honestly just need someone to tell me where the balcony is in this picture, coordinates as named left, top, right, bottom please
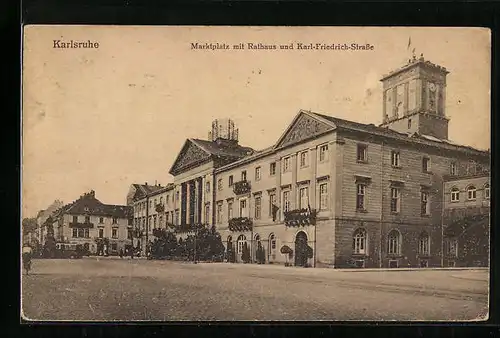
left=233, top=180, right=251, bottom=195
left=284, top=208, right=317, bottom=227
left=167, top=223, right=205, bottom=234
left=228, top=217, right=253, bottom=232
left=69, top=221, right=94, bottom=229
left=155, top=203, right=165, bottom=213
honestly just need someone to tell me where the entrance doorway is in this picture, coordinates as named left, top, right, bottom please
left=294, top=231, right=309, bottom=267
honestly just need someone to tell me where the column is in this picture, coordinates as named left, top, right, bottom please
left=275, top=157, right=282, bottom=222
left=194, top=179, right=199, bottom=224
left=291, top=153, right=298, bottom=210
left=201, top=176, right=206, bottom=224
left=309, top=147, right=317, bottom=210
left=181, top=182, right=187, bottom=225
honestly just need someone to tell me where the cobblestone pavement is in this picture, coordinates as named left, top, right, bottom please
left=21, top=258, right=489, bottom=321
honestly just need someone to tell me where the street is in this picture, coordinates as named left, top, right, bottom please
left=21, top=258, right=489, bottom=321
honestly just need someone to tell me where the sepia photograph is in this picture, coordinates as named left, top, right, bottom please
left=21, top=26, right=491, bottom=321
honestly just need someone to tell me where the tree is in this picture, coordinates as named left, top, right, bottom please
left=42, top=222, right=56, bottom=258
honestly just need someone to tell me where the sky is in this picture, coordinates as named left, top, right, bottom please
left=22, top=26, right=491, bottom=218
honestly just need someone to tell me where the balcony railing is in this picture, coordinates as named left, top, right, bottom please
left=228, top=217, right=253, bottom=232
left=233, top=180, right=251, bottom=195
left=69, top=221, right=94, bottom=229
left=283, top=208, right=317, bottom=227
left=155, top=204, right=165, bottom=213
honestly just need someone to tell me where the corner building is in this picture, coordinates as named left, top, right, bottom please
left=168, top=56, right=490, bottom=268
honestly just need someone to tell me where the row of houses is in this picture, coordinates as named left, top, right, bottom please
left=125, top=55, right=491, bottom=268
left=32, top=54, right=490, bottom=267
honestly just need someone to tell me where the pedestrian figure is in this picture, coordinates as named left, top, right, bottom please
left=119, top=249, right=123, bottom=259
left=130, top=248, right=134, bottom=259
left=22, top=245, right=33, bottom=275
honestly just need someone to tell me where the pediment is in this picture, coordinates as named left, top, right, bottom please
left=169, top=140, right=212, bottom=175
left=275, top=111, right=334, bottom=149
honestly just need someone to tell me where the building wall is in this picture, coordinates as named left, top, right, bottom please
left=444, top=176, right=490, bottom=210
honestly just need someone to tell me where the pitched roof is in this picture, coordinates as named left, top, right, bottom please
left=191, top=138, right=254, bottom=159
left=309, top=111, right=489, bottom=156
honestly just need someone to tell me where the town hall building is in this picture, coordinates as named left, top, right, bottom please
left=132, top=54, right=491, bottom=268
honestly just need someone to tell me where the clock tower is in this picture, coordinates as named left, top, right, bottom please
left=379, top=54, right=450, bottom=139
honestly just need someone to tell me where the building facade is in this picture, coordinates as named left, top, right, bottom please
left=442, top=171, right=490, bottom=267
left=152, top=55, right=490, bottom=268
left=44, top=191, right=133, bottom=255
left=127, top=183, right=176, bottom=254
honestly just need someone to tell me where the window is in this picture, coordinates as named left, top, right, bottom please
left=149, top=201, right=152, bottom=208
left=418, top=232, right=430, bottom=255
left=229, top=175, right=234, bottom=186
left=422, top=157, right=430, bottom=172
left=388, top=230, right=401, bottom=255
left=166, top=212, right=170, bottom=223
left=112, top=229, right=118, bottom=239
left=166, top=195, right=170, bottom=205
left=216, top=203, right=223, bottom=224
left=390, top=187, right=401, bottom=213
left=300, top=151, right=308, bottom=168
left=466, top=161, right=477, bottom=175
left=269, top=233, right=276, bottom=250
left=85, top=216, right=90, bottom=223
left=175, top=191, right=179, bottom=201
left=153, top=216, right=157, bottom=228
left=319, top=144, right=329, bottom=162
left=128, top=218, right=133, bottom=226
left=77, top=228, right=84, bottom=238
left=421, top=191, right=430, bottom=215
left=270, top=162, right=276, bottom=176
left=451, top=187, right=460, bottom=202
left=112, top=217, right=118, bottom=224
left=353, top=229, right=367, bottom=255
left=206, top=182, right=211, bottom=193
left=237, top=235, right=247, bottom=254
left=241, top=171, right=247, bottom=181
left=467, top=185, right=477, bottom=200
left=283, top=191, right=290, bottom=213
left=319, top=183, right=328, bottom=210
left=99, top=228, right=104, bottom=238
left=72, top=216, right=78, bottom=223
left=283, top=157, right=290, bottom=172
left=72, top=228, right=77, bottom=238
left=391, top=151, right=400, bottom=167
left=255, top=167, right=261, bottom=181
left=99, top=217, right=104, bottom=224
left=255, top=196, right=262, bottom=219
left=204, top=205, right=210, bottom=224
left=228, top=201, right=233, bottom=220
left=408, top=119, right=412, bottom=129
left=84, top=229, right=89, bottom=238
left=239, top=199, right=248, bottom=218
left=269, top=193, right=277, bottom=217
left=445, top=238, right=458, bottom=257
left=111, top=243, right=117, bottom=251
left=159, top=216, right=163, bottom=227
left=356, top=184, right=366, bottom=210
left=484, top=183, right=490, bottom=199
left=357, top=144, right=367, bottom=162
left=128, top=230, right=133, bottom=240
left=217, top=178, right=223, bottom=191
left=299, top=187, right=309, bottom=209
left=160, top=197, right=163, bottom=205
left=450, top=162, right=457, bottom=176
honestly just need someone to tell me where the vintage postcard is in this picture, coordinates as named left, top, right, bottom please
left=21, top=26, right=491, bottom=321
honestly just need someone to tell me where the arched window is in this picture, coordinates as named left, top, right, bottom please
left=467, top=185, right=477, bottom=200
left=418, top=232, right=430, bottom=255
left=237, top=235, right=247, bottom=255
left=268, top=233, right=276, bottom=259
left=388, top=230, right=401, bottom=255
left=484, top=183, right=490, bottom=199
left=451, top=187, right=460, bottom=202
left=352, top=228, right=367, bottom=254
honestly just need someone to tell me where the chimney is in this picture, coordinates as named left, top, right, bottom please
left=145, top=182, right=148, bottom=186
